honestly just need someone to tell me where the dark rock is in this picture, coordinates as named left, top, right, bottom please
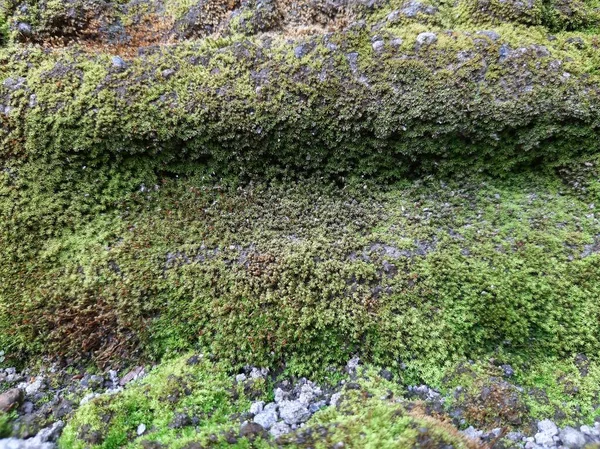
left=0, top=388, right=23, bottom=412
left=379, top=369, right=393, bottom=381
left=169, top=413, right=192, bottom=429
left=186, top=355, right=200, bottom=366
left=239, top=421, right=265, bottom=439
left=501, top=364, right=514, bottom=377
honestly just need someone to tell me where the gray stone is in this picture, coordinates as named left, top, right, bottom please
left=269, top=421, right=291, bottom=438
left=538, top=419, right=559, bottom=436
left=372, top=40, right=385, bottom=52
left=17, top=23, right=32, bottom=36
left=235, top=373, right=247, bottom=383
left=111, top=56, right=126, bottom=70
left=534, top=431, right=555, bottom=446
left=476, top=30, right=500, bottom=41
left=416, top=32, right=437, bottom=47
left=25, top=378, right=45, bottom=396
left=346, top=356, right=360, bottom=372
left=35, top=421, right=64, bottom=443
left=253, top=408, right=278, bottom=430
left=274, top=388, right=288, bottom=403
left=401, top=1, right=437, bottom=17
left=501, top=364, right=514, bottom=377
left=249, top=367, right=268, bottom=379
left=137, top=423, right=146, bottom=436
left=250, top=401, right=265, bottom=415
left=462, top=426, right=483, bottom=440
left=279, top=400, right=311, bottom=425
left=330, top=392, right=342, bottom=406
left=391, top=38, right=403, bottom=47
left=161, top=69, right=175, bottom=79
left=294, top=44, right=309, bottom=59
left=559, top=427, right=586, bottom=448
left=309, top=400, right=326, bottom=413
left=580, top=425, right=598, bottom=436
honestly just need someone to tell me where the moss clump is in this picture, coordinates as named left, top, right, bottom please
left=58, top=354, right=265, bottom=449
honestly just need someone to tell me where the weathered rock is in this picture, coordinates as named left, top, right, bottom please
left=0, top=388, right=23, bottom=412
left=279, top=400, right=311, bottom=425
left=269, top=421, right=291, bottom=438
left=249, top=401, right=264, bottom=415
left=415, top=32, right=437, bottom=47
left=559, top=427, right=586, bottom=448
left=239, top=421, right=264, bottom=439
left=253, top=407, right=278, bottom=430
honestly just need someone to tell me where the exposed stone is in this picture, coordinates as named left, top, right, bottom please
left=250, top=401, right=265, bottom=415
left=137, top=423, right=146, bottom=436
left=415, top=32, right=437, bottom=47
left=253, top=407, right=278, bottom=430
left=559, top=427, right=586, bottom=448
left=25, top=377, right=45, bottom=396
left=279, top=400, right=311, bottom=425
left=372, top=40, right=385, bottom=52
left=462, top=426, right=483, bottom=440
left=239, top=421, right=264, bottom=439
left=0, top=388, right=23, bottom=412
left=269, top=421, right=291, bottom=438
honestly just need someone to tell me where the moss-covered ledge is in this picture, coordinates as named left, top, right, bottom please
left=1, top=21, right=599, bottom=181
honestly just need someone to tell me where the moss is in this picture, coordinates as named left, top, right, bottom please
left=60, top=357, right=475, bottom=448
left=59, top=354, right=264, bottom=449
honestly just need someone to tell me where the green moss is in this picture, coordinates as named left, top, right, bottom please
left=60, top=357, right=473, bottom=448
left=59, top=354, right=264, bottom=449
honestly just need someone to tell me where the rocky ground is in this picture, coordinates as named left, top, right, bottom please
left=1, top=356, right=600, bottom=448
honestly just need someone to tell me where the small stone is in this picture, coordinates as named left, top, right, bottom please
left=17, top=22, right=32, bottom=35
left=279, top=400, right=311, bottom=425
left=0, top=388, right=22, bottom=412
left=250, top=401, right=265, bottom=415
left=330, top=392, right=342, bottom=406
left=111, top=56, right=126, bottom=70
left=79, top=393, right=99, bottom=405
left=269, top=421, right=291, bottom=438
left=253, top=408, right=278, bottom=430
left=308, top=400, right=326, bottom=414
left=346, top=356, right=360, bottom=372
left=137, top=423, right=146, bottom=436
left=416, top=32, right=437, bottom=47
left=25, top=377, right=44, bottom=396
left=235, top=374, right=247, bottom=383
left=559, top=427, right=586, bottom=448
left=294, top=44, right=309, bottom=59
left=274, top=388, right=288, bottom=403
left=239, top=421, right=264, bottom=439
left=372, top=40, right=385, bottom=52
left=501, top=364, right=514, bottom=377
left=462, top=426, right=483, bottom=440
left=476, top=30, right=500, bottom=41
left=249, top=367, right=268, bottom=379
left=379, top=369, right=393, bottom=381
left=169, top=413, right=191, bottom=429
left=538, top=419, right=559, bottom=436
left=534, top=431, right=555, bottom=446
left=161, top=69, right=175, bottom=79
left=391, top=38, right=403, bottom=47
